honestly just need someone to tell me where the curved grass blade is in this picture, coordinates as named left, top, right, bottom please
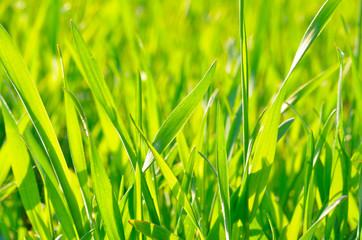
left=0, top=114, right=29, bottom=188
left=235, top=0, right=342, bottom=223
left=198, top=151, right=217, bottom=176
left=226, top=103, right=242, bottom=162
left=19, top=133, right=78, bottom=240
left=216, top=103, right=231, bottom=240
left=63, top=88, right=125, bottom=240
left=266, top=214, right=275, bottom=240
left=58, top=45, right=92, bottom=226
left=246, top=108, right=267, bottom=162
left=0, top=182, right=16, bottom=201
left=239, top=0, right=249, bottom=167
left=70, top=20, right=136, bottom=164
left=238, top=0, right=250, bottom=233
left=70, top=22, right=160, bottom=225
left=0, top=24, right=85, bottom=236
left=143, top=60, right=217, bottom=172
left=277, top=118, right=294, bottom=142
left=0, top=146, right=11, bottom=188
left=130, top=115, right=205, bottom=239
left=358, top=169, right=362, bottom=239
left=80, top=229, right=95, bottom=240
left=299, top=196, right=347, bottom=240
left=134, top=69, right=143, bottom=240
left=313, top=109, right=336, bottom=166
left=288, top=0, right=342, bottom=78
left=0, top=97, right=51, bottom=239
left=88, top=137, right=125, bottom=240
left=340, top=16, right=362, bottom=137
left=175, top=146, right=197, bottom=232
left=283, top=102, right=315, bottom=233
left=282, top=62, right=342, bottom=113
left=284, top=190, right=304, bottom=240
left=326, top=48, right=348, bottom=238
left=129, top=220, right=181, bottom=240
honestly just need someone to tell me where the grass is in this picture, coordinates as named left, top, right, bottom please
left=0, top=0, right=361, bottom=239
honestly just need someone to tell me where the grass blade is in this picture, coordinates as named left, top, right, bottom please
left=326, top=48, right=348, bottom=238
left=70, top=20, right=136, bottom=164
left=143, top=60, right=217, bottom=171
left=130, top=115, right=205, bottom=239
left=88, top=137, right=125, bottom=240
left=0, top=182, right=17, bottom=201
left=284, top=190, right=304, bottom=240
left=63, top=88, right=125, bottom=240
left=58, top=45, right=92, bottom=226
left=0, top=114, right=29, bottom=188
left=134, top=69, right=143, bottom=239
left=299, top=196, right=347, bottom=240
left=277, top=118, right=294, bottom=142
left=235, top=0, right=342, bottom=223
left=216, top=103, right=231, bottom=240
left=226, top=103, right=242, bottom=162
left=0, top=97, right=51, bottom=239
left=288, top=0, right=342, bottom=78
left=357, top=169, right=362, bottom=239
left=175, top=146, right=198, bottom=233
left=313, top=109, right=336, bottom=166
left=70, top=20, right=160, bottom=225
left=282, top=62, right=342, bottom=113
left=0, top=24, right=85, bottom=236
left=129, top=220, right=181, bottom=240
left=20, top=133, right=79, bottom=239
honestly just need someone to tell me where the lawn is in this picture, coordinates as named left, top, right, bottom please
left=0, top=0, right=361, bottom=239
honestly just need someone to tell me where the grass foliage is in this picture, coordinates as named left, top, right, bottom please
left=0, top=0, right=361, bottom=239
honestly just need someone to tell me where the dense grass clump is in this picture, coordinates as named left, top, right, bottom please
left=0, top=0, right=361, bottom=239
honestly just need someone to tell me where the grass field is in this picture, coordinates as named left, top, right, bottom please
left=0, top=0, right=361, bottom=239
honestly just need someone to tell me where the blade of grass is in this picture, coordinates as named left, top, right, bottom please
left=134, top=69, right=143, bottom=240
left=239, top=0, right=250, bottom=235
left=357, top=169, right=362, bottom=239
left=245, top=108, right=267, bottom=163
left=239, top=0, right=249, bottom=165
left=226, top=103, right=242, bottom=163
left=340, top=16, right=362, bottom=138
left=130, top=115, right=205, bottom=239
left=326, top=48, right=348, bottom=238
left=70, top=21, right=161, bottom=225
left=58, top=45, right=92, bottom=227
left=277, top=118, right=294, bottom=142
left=313, top=110, right=336, bottom=166
left=0, top=24, right=85, bottom=236
left=234, top=0, right=342, bottom=224
left=0, top=97, right=51, bottom=239
left=70, top=20, right=136, bottom=165
left=284, top=190, right=304, bottom=240
left=63, top=88, right=125, bottom=240
left=19, top=133, right=79, bottom=239
left=216, top=103, right=231, bottom=240
left=129, top=220, right=181, bottom=240
left=0, top=182, right=17, bottom=201
left=283, top=102, right=315, bottom=233
left=299, top=196, right=347, bottom=240
left=175, top=146, right=197, bottom=233
left=0, top=114, right=29, bottom=187
left=143, top=60, right=217, bottom=171
left=282, top=61, right=344, bottom=113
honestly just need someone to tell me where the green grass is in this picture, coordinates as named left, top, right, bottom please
left=0, top=0, right=361, bottom=239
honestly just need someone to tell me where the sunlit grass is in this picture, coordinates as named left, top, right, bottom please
left=0, top=0, right=361, bottom=239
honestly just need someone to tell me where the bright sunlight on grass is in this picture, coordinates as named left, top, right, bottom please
left=0, top=0, right=361, bottom=239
